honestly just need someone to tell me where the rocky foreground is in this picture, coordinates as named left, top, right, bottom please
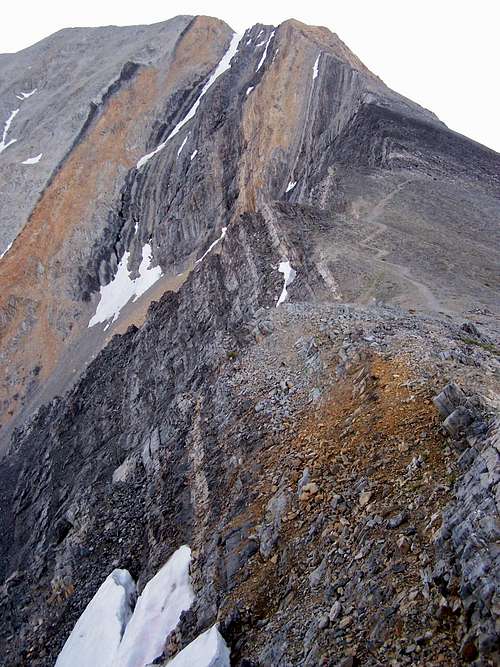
left=0, top=14, right=498, bottom=667
left=1, top=289, right=499, bottom=665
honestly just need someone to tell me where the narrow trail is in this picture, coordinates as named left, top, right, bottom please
left=358, top=178, right=442, bottom=312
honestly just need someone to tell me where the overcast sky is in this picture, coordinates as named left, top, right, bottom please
left=1, top=0, right=499, bottom=152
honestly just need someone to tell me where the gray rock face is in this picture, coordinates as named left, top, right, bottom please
left=0, top=13, right=498, bottom=667
left=435, top=417, right=500, bottom=665
left=433, top=382, right=467, bottom=419
left=259, top=491, right=289, bottom=560
left=0, top=17, right=193, bottom=251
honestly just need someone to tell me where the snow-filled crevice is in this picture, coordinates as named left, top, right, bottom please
left=195, top=227, right=227, bottom=264
left=137, top=32, right=242, bottom=169
left=256, top=30, right=275, bottom=72
left=285, top=180, right=297, bottom=193
left=0, top=108, right=19, bottom=155
left=16, top=88, right=37, bottom=100
left=312, top=54, right=320, bottom=80
left=21, top=153, right=42, bottom=164
left=276, top=259, right=297, bottom=306
left=0, top=241, right=13, bottom=260
left=190, top=149, right=198, bottom=161
left=88, top=243, right=163, bottom=328
left=177, top=134, right=189, bottom=157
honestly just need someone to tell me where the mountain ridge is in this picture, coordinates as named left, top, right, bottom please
left=0, top=15, right=498, bottom=666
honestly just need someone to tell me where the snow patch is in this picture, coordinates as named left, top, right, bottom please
left=132, top=244, right=163, bottom=302
left=276, top=260, right=296, bottom=306
left=246, top=86, right=254, bottom=96
left=55, top=570, right=136, bottom=667
left=88, top=243, right=162, bottom=327
left=0, top=241, right=13, bottom=259
left=88, top=251, right=134, bottom=327
left=285, top=180, right=297, bottom=193
left=0, top=108, right=19, bottom=155
left=195, top=227, right=227, bottom=264
left=21, top=152, right=42, bottom=164
left=16, top=88, right=37, bottom=100
left=167, top=626, right=230, bottom=667
left=190, top=149, right=198, bottom=161
left=177, top=135, right=188, bottom=157
left=313, top=54, right=320, bottom=80
left=256, top=30, right=275, bottom=72
left=137, top=32, right=242, bottom=169
left=112, top=545, right=194, bottom=667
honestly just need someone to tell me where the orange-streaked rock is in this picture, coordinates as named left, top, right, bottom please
left=0, top=16, right=231, bottom=427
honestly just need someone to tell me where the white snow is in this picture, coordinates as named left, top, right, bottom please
left=88, top=243, right=163, bottom=327
left=88, top=251, right=134, bottom=326
left=195, top=227, right=227, bottom=264
left=190, top=149, right=198, bottom=161
left=313, top=54, right=320, bottom=80
left=246, top=86, right=254, bottom=96
left=0, top=108, right=19, bottom=154
left=167, top=626, right=230, bottom=667
left=256, top=30, right=275, bottom=72
left=112, top=545, right=194, bottom=667
left=246, top=39, right=252, bottom=45
left=132, top=243, right=163, bottom=301
left=0, top=241, right=13, bottom=259
left=56, top=546, right=197, bottom=667
left=55, top=569, right=136, bottom=667
left=285, top=180, right=297, bottom=193
left=21, top=152, right=42, bottom=164
left=16, top=88, right=37, bottom=100
left=177, top=135, right=188, bottom=157
left=137, top=32, right=242, bottom=169
left=276, top=259, right=296, bottom=306
left=137, top=143, right=164, bottom=170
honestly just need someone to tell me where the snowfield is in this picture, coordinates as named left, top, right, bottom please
left=112, top=545, right=194, bottom=667
left=56, top=546, right=199, bottom=667
left=55, top=570, right=136, bottom=667
left=88, top=243, right=163, bottom=328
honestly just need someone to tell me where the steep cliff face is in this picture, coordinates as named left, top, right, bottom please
left=0, top=15, right=499, bottom=667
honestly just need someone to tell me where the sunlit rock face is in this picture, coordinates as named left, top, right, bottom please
left=0, top=14, right=499, bottom=667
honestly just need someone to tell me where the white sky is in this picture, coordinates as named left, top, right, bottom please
left=1, top=0, right=499, bottom=152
